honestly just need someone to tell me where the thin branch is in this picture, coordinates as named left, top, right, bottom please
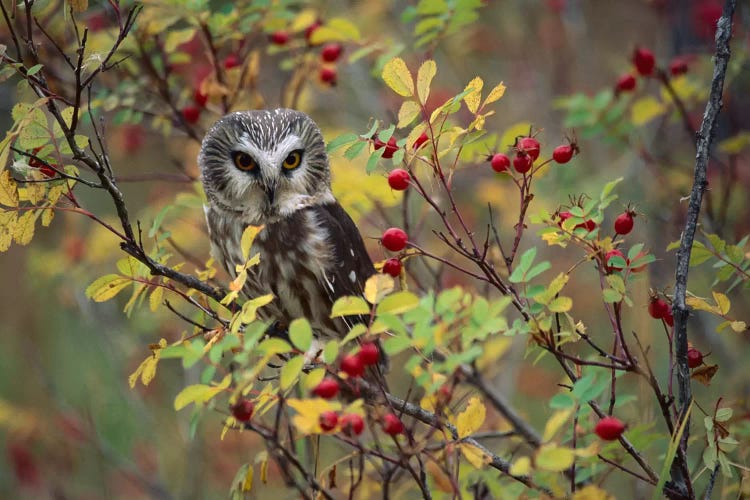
left=670, top=1, right=736, bottom=498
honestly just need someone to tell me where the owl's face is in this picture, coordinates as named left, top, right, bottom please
left=199, top=109, right=335, bottom=224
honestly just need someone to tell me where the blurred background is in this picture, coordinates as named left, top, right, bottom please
left=1, top=0, right=749, bottom=498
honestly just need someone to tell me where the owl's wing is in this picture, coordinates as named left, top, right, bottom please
left=312, top=202, right=376, bottom=302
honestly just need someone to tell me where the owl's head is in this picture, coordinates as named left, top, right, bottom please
left=199, top=109, right=334, bottom=224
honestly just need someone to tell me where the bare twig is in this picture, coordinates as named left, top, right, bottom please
left=670, top=1, right=736, bottom=498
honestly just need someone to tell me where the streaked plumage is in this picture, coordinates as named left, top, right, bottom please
left=198, top=109, right=375, bottom=338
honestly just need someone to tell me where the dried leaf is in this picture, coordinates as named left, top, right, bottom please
left=463, top=77, right=483, bottom=114
left=691, top=364, right=718, bottom=386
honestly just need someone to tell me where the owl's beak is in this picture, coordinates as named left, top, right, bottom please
left=263, top=184, right=275, bottom=205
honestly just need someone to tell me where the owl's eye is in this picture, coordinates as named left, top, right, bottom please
left=232, top=151, right=257, bottom=171
left=282, top=150, right=303, bottom=170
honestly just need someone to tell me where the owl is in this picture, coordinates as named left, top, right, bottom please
left=198, top=109, right=375, bottom=340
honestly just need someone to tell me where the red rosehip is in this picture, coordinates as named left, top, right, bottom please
left=413, top=132, right=429, bottom=150
left=321, top=43, right=343, bottom=62
left=615, top=73, right=637, bottom=93
left=312, top=378, right=340, bottom=399
left=513, top=152, right=533, bottom=173
left=517, top=136, right=540, bottom=160
left=594, top=416, right=625, bottom=441
left=358, top=342, right=379, bottom=366
left=382, top=227, right=408, bottom=252
left=7, top=441, right=40, bottom=487
left=181, top=106, right=201, bottom=124
left=341, top=354, right=365, bottom=378
left=319, top=410, right=339, bottom=431
left=319, top=67, right=337, bottom=85
left=669, top=57, right=689, bottom=76
left=388, top=168, right=410, bottom=190
left=490, top=153, right=510, bottom=172
left=382, top=258, right=402, bottom=277
left=633, top=47, right=656, bottom=76
left=269, top=30, right=290, bottom=45
left=305, top=19, right=322, bottom=43
left=648, top=296, right=670, bottom=319
left=552, top=144, right=574, bottom=164
left=223, top=53, right=240, bottom=69
left=605, top=249, right=626, bottom=273
left=193, top=88, right=208, bottom=107
left=382, top=137, right=399, bottom=159
left=231, top=399, right=255, bottom=422
left=558, top=211, right=573, bottom=224
left=687, top=347, right=703, bottom=368
left=614, top=211, right=635, bottom=235
left=382, top=413, right=404, bottom=436
left=579, top=219, right=597, bottom=231
left=340, top=413, right=365, bottom=436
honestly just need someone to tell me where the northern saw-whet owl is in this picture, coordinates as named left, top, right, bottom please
left=199, top=109, right=375, bottom=339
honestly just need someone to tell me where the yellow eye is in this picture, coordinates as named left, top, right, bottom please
left=282, top=150, right=302, bottom=170
left=232, top=152, right=256, bottom=171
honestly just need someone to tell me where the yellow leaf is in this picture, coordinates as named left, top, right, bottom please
left=0, top=212, right=15, bottom=252
left=476, top=335, right=512, bottom=370
left=686, top=296, right=718, bottom=314
left=13, top=210, right=37, bottom=245
left=573, top=485, right=615, bottom=500
left=86, top=274, right=132, bottom=302
left=463, top=77, right=483, bottom=114
left=287, top=398, right=342, bottom=434
left=40, top=207, right=54, bottom=227
left=542, top=408, right=573, bottom=442
left=509, top=456, right=531, bottom=476
left=149, top=285, right=164, bottom=312
left=280, top=355, right=305, bottom=391
left=482, top=81, right=506, bottom=107
left=397, top=100, right=421, bottom=128
left=69, top=0, right=88, bottom=12
left=0, top=170, right=19, bottom=207
left=712, top=291, right=730, bottom=315
left=240, top=293, right=275, bottom=323
left=309, top=17, right=361, bottom=44
left=718, top=132, right=750, bottom=154
left=426, top=461, right=454, bottom=493
left=416, top=60, right=437, bottom=104
left=291, top=9, right=318, bottom=31
left=730, top=321, right=747, bottom=333
left=331, top=296, right=371, bottom=317
left=535, top=273, right=570, bottom=305
left=242, top=464, right=253, bottom=492
left=535, top=444, right=575, bottom=472
left=173, top=374, right=231, bottom=410
left=631, top=96, right=667, bottom=126
left=303, top=367, right=326, bottom=390
left=382, top=57, right=414, bottom=97
left=460, top=443, right=490, bottom=468
left=363, top=274, right=394, bottom=304
left=456, top=396, right=486, bottom=438
left=548, top=296, right=573, bottom=313
left=376, top=290, right=419, bottom=315
left=24, top=172, right=45, bottom=205
left=241, top=225, right=264, bottom=260
left=164, top=27, right=196, bottom=53
left=257, top=338, right=292, bottom=356
left=574, top=440, right=600, bottom=458
left=128, top=339, right=166, bottom=388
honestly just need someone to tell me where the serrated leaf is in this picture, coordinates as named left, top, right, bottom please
left=173, top=374, right=231, bottom=410
left=536, top=444, right=575, bottom=472
left=463, top=77, right=483, bottom=114
left=327, top=132, right=358, bottom=153
left=397, top=100, right=421, bottom=128
left=343, top=140, right=366, bottom=160
left=460, top=443, right=490, bottom=469
left=280, top=355, right=305, bottom=390
left=149, top=285, right=164, bottom=312
left=331, top=296, right=370, bottom=317
left=364, top=274, right=394, bottom=304
left=542, top=408, right=573, bottom=442
left=416, top=60, right=436, bottom=104
left=482, top=81, right=506, bottom=107
left=86, top=274, right=132, bottom=302
left=377, top=291, right=419, bottom=315
left=12, top=210, right=36, bottom=245
left=0, top=170, right=19, bottom=207
left=535, top=273, right=570, bottom=305
left=456, top=396, right=485, bottom=438
left=289, top=318, right=313, bottom=352
left=382, top=57, right=414, bottom=97
left=548, top=296, right=572, bottom=313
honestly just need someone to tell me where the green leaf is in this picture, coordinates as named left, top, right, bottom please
left=343, top=140, right=367, bottom=160
left=85, top=274, right=132, bottom=302
left=548, top=296, right=572, bottom=313
left=377, top=291, right=420, bottom=315
left=26, top=64, right=43, bottom=76
left=600, top=177, right=623, bottom=201
left=653, top=402, right=693, bottom=500
left=525, top=261, right=551, bottom=281
left=331, top=296, right=370, bottom=317
left=602, top=289, right=623, bottom=303
left=174, top=374, right=231, bottom=410
left=280, top=355, right=305, bottom=391
left=289, top=318, right=313, bottom=352
left=550, top=393, right=575, bottom=409
left=327, top=132, right=358, bottom=153
left=323, top=340, right=339, bottom=364
left=257, top=338, right=292, bottom=356
left=383, top=335, right=411, bottom=355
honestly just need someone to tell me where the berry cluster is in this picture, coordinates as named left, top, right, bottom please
left=648, top=293, right=674, bottom=327
left=615, top=46, right=691, bottom=95
left=489, top=133, right=578, bottom=176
